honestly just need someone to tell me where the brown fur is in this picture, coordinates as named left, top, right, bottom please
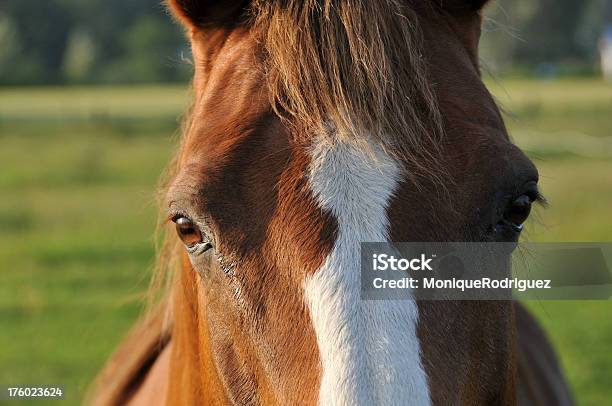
left=91, top=1, right=573, bottom=405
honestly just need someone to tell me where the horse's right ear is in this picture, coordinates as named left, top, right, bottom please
left=166, top=0, right=250, bottom=30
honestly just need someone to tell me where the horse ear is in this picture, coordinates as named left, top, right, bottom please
left=436, top=0, right=491, bottom=13
left=167, top=0, right=250, bottom=30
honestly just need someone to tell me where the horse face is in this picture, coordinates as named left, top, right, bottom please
left=165, top=1, right=539, bottom=404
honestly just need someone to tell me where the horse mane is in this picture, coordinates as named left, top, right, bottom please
left=91, top=2, right=446, bottom=402
left=87, top=300, right=171, bottom=405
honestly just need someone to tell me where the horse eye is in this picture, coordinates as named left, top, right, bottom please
left=172, top=216, right=203, bottom=247
left=504, top=194, right=532, bottom=228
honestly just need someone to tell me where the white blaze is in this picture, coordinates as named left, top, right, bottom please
left=304, top=138, right=431, bottom=406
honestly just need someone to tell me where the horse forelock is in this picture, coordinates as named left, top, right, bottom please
left=254, top=0, right=444, bottom=180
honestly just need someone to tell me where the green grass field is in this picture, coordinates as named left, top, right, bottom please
left=1, top=79, right=611, bottom=404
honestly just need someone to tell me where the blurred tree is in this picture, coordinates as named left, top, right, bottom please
left=0, top=0, right=73, bottom=84
left=0, top=15, right=22, bottom=82
left=514, top=0, right=588, bottom=63
left=63, top=29, right=96, bottom=82
left=102, top=14, right=191, bottom=83
left=481, top=0, right=609, bottom=76
left=0, top=0, right=189, bottom=85
left=0, top=0, right=609, bottom=84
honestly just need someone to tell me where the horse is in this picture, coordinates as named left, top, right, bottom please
left=91, top=1, right=574, bottom=405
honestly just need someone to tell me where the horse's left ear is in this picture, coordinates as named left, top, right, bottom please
left=166, top=0, right=250, bottom=30
left=435, top=0, right=491, bottom=13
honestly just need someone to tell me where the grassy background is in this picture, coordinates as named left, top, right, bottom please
left=488, top=79, right=612, bottom=405
left=0, top=79, right=611, bottom=404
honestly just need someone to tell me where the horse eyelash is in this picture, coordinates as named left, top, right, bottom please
left=532, top=189, right=548, bottom=208
left=165, top=210, right=188, bottom=224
